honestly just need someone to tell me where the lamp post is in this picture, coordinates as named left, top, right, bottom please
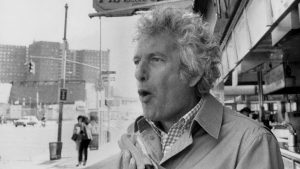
left=55, top=3, right=68, bottom=160
left=97, top=16, right=103, bottom=144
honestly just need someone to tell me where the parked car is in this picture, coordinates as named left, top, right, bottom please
left=14, top=118, right=27, bottom=127
left=14, top=116, right=39, bottom=127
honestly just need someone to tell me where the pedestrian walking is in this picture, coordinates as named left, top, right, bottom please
left=41, top=115, right=46, bottom=127
left=77, top=116, right=93, bottom=167
left=72, top=115, right=83, bottom=151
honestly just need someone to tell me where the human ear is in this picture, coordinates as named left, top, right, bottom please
left=188, top=73, right=203, bottom=87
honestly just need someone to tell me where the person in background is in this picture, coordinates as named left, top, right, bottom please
left=261, top=107, right=272, bottom=129
left=116, top=6, right=283, bottom=169
left=77, top=116, right=93, bottom=167
left=239, top=107, right=251, bottom=117
left=250, top=112, right=259, bottom=122
left=41, top=115, right=46, bottom=127
left=0, top=114, right=2, bottom=124
left=73, top=115, right=83, bottom=152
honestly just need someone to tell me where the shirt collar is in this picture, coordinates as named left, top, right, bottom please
left=145, top=99, right=203, bottom=136
left=137, top=93, right=224, bottom=139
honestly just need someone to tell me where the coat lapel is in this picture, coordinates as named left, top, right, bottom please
left=136, top=94, right=224, bottom=167
left=160, top=130, right=193, bottom=164
left=140, top=128, right=163, bottom=163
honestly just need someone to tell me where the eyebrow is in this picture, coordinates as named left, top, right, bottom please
left=133, top=55, right=140, bottom=61
left=133, top=52, right=168, bottom=61
left=150, top=52, right=167, bottom=58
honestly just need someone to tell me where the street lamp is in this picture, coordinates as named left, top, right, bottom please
left=50, top=3, right=68, bottom=160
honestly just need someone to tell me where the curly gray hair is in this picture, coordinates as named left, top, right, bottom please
left=135, top=6, right=221, bottom=96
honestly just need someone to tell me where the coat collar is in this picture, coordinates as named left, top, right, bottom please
left=193, top=93, right=223, bottom=139
left=136, top=93, right=224, bottom=139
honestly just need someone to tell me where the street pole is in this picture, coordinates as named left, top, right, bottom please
left=257, top=68, right=264, bottom=122
left=36, top=90, right=39, bottom=117
left=98, top=16, right=103, bottom=145
left=56, top=3, right=68, bottom=159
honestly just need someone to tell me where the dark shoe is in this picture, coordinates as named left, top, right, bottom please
left=83, top=161, right=86, bottom=166
left=76, top=162, right=81, bottom=167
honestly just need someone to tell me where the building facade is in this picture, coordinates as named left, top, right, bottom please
left=74, top=49, right=110, bottom=83
left=27, top=41, right=62, bottom=81
left=0, top=44, right=26, bottom=83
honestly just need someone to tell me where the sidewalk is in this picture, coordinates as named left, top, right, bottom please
left=32, top=141, right=120, bottom=169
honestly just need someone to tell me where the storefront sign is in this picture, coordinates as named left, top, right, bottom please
left=93, top=0, right=157, bottom=16
left=91, top=0, right=193, bottom=17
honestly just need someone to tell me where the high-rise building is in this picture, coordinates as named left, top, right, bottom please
left=0, top=44, right=26, bottom=83
left=27, top=41, right=62, bottom=81
left=26, top=41, right=111, bottom=84
left=74, top=49, right=110, bottom=83
left=66, top=50, right=79, bottom=80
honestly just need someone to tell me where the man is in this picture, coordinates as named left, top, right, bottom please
left=94, top=6, right=283, bottom=169
left=239, top=107, right=251, bottom=117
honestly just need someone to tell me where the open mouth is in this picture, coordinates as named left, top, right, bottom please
left=138, top=89, right=153, bottom=103
left=138, top=89, right=151, bottom=97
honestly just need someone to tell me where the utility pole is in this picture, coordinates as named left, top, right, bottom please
left=97, top=17, right=103, bottom=144
left=56, top=3, right=68, bottom=159
left=257, top=66, right=264, bottom=122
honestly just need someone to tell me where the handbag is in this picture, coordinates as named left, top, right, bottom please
left=81, top=126, right=89, bottom=140
left=71, top=133, right=78, bottom=141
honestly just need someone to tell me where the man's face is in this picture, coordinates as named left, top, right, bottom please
left=134, top=33, right=197, bottom=123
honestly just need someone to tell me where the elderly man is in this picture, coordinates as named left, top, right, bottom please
left=112, top=6, right=284, bottom=169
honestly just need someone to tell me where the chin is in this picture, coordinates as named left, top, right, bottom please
left=143, top=110, right=159, bottom=121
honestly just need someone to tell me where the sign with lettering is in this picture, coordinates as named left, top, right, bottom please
left=91, top=0, right=193, bottom=17
left=102, top=71, right=116, bottom=75
left=93, top=0, right=157, bottom=16
left=60, top=88, right=67, bottom=101
left=102, top=76, right=116, bottom=82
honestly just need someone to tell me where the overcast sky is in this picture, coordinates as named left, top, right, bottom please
left=0, top=0, right=139, bottom=98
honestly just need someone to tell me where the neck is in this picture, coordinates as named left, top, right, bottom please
left=160, top=121, right=175, bottom=133
left=160, top=95, right=201, bottom=133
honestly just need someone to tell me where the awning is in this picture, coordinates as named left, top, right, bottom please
left=89, top=0, right=194, bottom=18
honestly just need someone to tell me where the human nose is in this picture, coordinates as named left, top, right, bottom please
left=135, top=60, right=149, bottom=82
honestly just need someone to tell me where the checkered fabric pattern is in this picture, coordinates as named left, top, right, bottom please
left=147, top=99, right=203, bottom=155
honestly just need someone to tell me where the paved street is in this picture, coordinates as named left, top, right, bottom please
left=0, top=119, right=133, bottom=169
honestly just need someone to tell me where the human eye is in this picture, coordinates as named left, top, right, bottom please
left=150, top=55, right=164, bottom=63
left=133, top=57, right=140, bottom=65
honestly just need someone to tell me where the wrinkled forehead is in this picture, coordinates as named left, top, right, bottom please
left=136, top=32, right=178, bottom=51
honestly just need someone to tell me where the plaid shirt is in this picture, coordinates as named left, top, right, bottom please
left=147, top=99, right=203, bottom=155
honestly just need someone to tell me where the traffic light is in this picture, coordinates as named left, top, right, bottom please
left=28, top=61, right=35, bottom=74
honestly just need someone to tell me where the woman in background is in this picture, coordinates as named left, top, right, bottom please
left=73, top=115, right=83, bottom=152
left=77, top=116, right=93, bottom=166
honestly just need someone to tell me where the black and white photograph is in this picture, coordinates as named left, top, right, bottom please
left=0, top=0, right=299, bottom=169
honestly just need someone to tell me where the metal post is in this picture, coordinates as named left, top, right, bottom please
left=98, top=17, right=103, bottom=145
left=36, top=90, right=39, bottom=117
left=29, top=97, right=32, bottom=108
left=257, top=69, right=264, bottom=122
left=56, top=3, right=68, bottom=159
left=107, top=105, right=110, bottom=142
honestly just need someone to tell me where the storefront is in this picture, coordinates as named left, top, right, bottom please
left=213, top=0, right=300, bottom=168
left=89, top=0, right=300, bottom=167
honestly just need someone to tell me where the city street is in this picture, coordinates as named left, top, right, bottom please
left=0, top=119, right=133, bottom=169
